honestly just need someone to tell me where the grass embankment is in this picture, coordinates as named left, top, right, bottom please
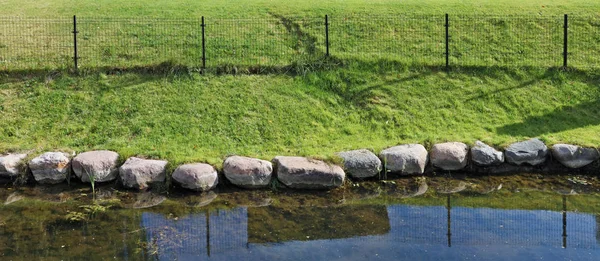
left=1, top=1, right=600, bottom=168
left=2, top=66, right=599, bottom=167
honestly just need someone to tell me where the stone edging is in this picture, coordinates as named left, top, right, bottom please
left=1, top=138, right=599, bottom=191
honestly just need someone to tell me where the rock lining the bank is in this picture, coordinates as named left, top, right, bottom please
left=72, top=150, right=120, bottom=183
left=0, top=153, right=27, bottom=178
left=471, top=141, right=504, bottom=166
left=430, top=142, right=469, bottom=170
left=29, top=152, right=71, bottom=184
left=380, top=144, right=428, bottom=175
left=273, top=156, right=345, bottom=189
left=3, top=138, right=600, bottom=191
left=551, top=144, right=600, bottom=169
left=337, top=149, right=381, bottom=179
left=505, top=138, right=548, bottom=166
left=172, top=163, right=219, bottom=191
left=119, top=157, right=168, bottom=190
left=223, top=156, right=273, bottom=188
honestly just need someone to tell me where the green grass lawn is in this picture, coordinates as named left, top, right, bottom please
left=1, top=1, right=600, bottom=168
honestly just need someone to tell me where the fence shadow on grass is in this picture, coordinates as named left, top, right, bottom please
left=494, top=68, right=600, bottom=137
left=496, top=99, right=600, bottom=137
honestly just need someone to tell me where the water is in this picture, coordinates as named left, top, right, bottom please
left=1, top=174, right=599, bottom=260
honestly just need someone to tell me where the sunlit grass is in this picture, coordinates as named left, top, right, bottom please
left=0, top=0, right=599, bottom=167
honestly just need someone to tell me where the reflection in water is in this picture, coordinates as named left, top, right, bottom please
left=248, top=205, right=390, bottom=243
left=136, top=197, right=599, bottom=260
left=563, top=196, right=567, bottom=248
left=1, top=193, right=600, bottom=260
left=597, top=215, right=600, bottom=243
left=141, top=208, right=248, bottom=260
left=447, top=195, right=452, bottom=247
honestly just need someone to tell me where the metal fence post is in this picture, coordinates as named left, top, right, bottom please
left=325, top=15, right=330, bottom=57
left=72, top=15, right=79, bottom=72
left=201, top=16, right=206, bottom=72
left=445, top=14, right=449, bottom=70
left=563, top=14, right=568, bottom=69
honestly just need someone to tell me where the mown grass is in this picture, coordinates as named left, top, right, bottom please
left=0, top=1, right=600, bottom=169
left=2, top=64, right=599, bottom=167
left=1, top=1, right=599, bottom=70
left=2, top=0, right=600, bottom=17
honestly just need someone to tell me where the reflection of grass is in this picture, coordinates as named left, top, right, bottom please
left=345, top=188, right=600, bottom=214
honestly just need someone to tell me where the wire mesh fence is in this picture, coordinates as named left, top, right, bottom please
left=451, top=15, right=563, bottom=67
left=78, top=17, right=202, bottom=69
left=570, top=15, right=600, bottom=69
left=206, top=17, right=320, bottom=69
left=0, top=14, right=598, bottom=72
left=0, top=18, right=71, bottom=70
left=330, top=14, right=446, bottom=66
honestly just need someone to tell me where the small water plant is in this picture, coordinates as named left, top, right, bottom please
left=83, top=167, right=97, bottom=200
left=64, top=211, right=87, bottom=222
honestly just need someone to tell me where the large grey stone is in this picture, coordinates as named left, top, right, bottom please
left=172, top=163, right=218, bottom=191
left=0, top=153, right=27, bottom=178
left=471, top=141, right=504, bottom=166
left=337, top=149, right=382, bottom=179
left=223, top=156, right=272, bottom=188
left=380, top=144, right=428, bottom=175
left=119, top=157, right=167, bottom=190
left=551, top=144, right=600, bottom=169
left=505, top=138, right=548, bottom=166
left=72, top=150, right=120, bottom=183
left=430, top=142, right=469, bottom=170
left=273, top=156, right=345, bottom=189
left=29, top=152, right=71, bottom=184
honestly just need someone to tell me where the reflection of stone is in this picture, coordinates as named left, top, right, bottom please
left=240, top=197, right=273, bottom=208
left=436, top=181, right=467, bottom=194
left=248, top=205, right=390, bottom=243
left=553, top=188, right=578, bottom=195
left=401, top=181, right=428, bottom=198
left=188, top=191, right=218, bottom=207
left=132, top=193, right=166, bottom=209
left=4, top=192, right=24, bottom=205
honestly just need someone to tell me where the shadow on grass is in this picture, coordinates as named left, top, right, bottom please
left=464, top=67, right=599, bottom=102
left=308, top=62, right=599, bottom=110
left=0, top=61, right=195, bottom=85
left=490, top=67, right=600, bottom=137
left=496, top=99, right=600, bottom=137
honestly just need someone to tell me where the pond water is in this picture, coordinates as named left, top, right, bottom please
left=1, top=174, right=599, bottom=260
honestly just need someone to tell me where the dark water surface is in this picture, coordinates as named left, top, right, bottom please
left=1, top=174, right=599, bottom=260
